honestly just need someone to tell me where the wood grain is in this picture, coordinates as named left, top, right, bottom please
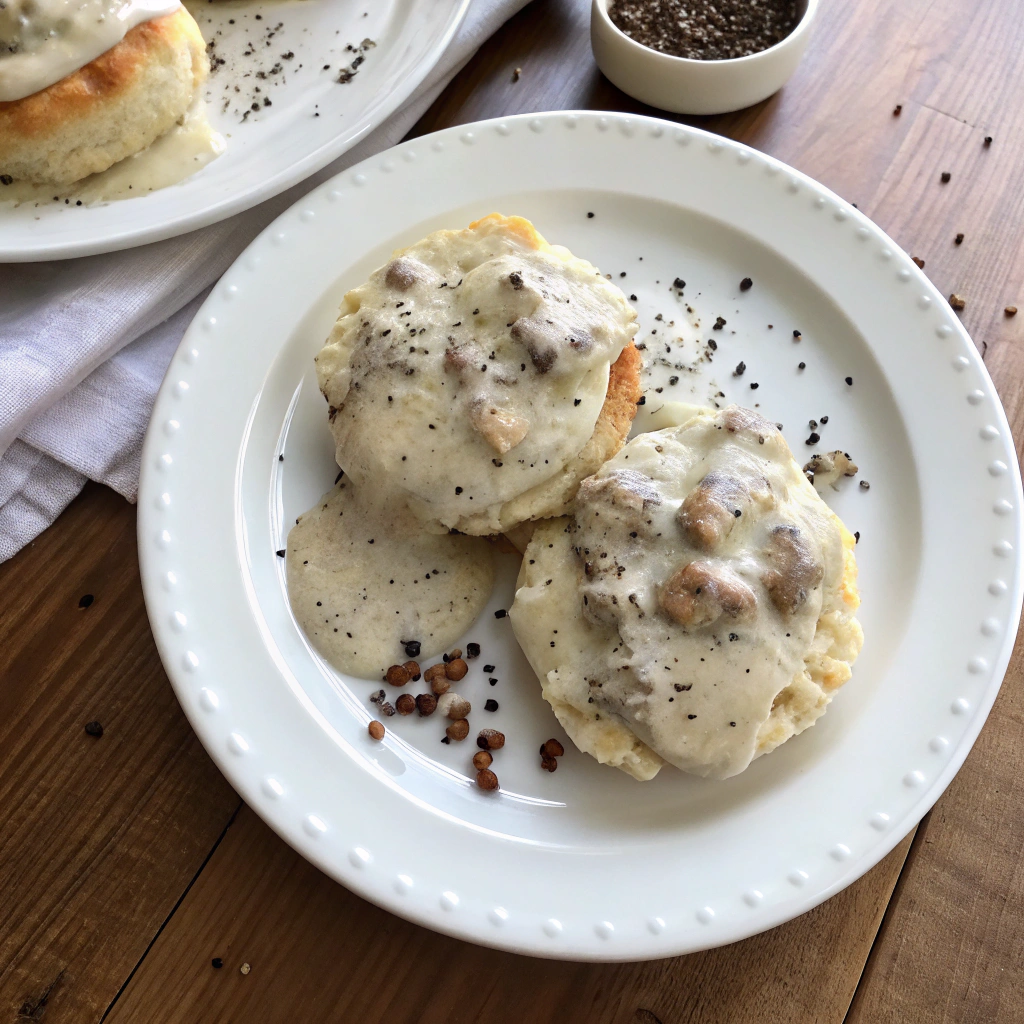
left=840, top=5, right=1024, bottom=1012
left=0, top=484, right=240, bottom=1022
left=104, top=805, right=913, bottom=1024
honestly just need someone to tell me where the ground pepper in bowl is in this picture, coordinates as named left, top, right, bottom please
left=608, top=0, right=800, bottom=60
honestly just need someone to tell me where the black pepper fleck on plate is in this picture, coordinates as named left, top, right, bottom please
left=739, top=277, right=753, bottom=291
left=484, top=699, right=499, bottom=712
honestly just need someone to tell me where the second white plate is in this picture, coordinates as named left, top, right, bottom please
left=139, top=111, right=1023, bottom=960
left=0, top=0, right=468, bottom=261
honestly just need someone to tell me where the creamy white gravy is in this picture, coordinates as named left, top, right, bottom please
left=514, top=406, right=849, bottom=779
left=0, top=0, right=181, bottom=101
left=315, top=216, right=637, bottom=533
left=286, top=480, right=495, bottom=680
left=0, top=96, right=223, bottom=204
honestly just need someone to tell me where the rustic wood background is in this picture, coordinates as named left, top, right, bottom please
left=2, top=0, right=1022, bottom=1021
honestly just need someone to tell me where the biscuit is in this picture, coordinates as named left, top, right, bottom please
left=0, top=8, right=207, bottom=186
left=315, top=214, right=642, bottom=535
left=510, top=406, right=863, bottom=780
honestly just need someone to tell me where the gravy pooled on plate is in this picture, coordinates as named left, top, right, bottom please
left=286, top=480, right=494, bottom=679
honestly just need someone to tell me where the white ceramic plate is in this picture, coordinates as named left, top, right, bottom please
left=0, top=0, right=468, bottom=262
left=139, top=111, right=1023, bottom=961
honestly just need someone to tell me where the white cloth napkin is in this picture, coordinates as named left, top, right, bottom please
left=0, top=0, right=531, bottom=562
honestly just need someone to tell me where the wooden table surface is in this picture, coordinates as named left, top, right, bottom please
left=3, top=0, right=1023, bottom=1021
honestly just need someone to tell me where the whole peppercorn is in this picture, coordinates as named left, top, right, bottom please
left=402, top=640, right=421, bottom=658
left=395, top=694, right=416, bottom=715
left=541, top=738, right=565, bottom=758
left=472, top=750, right=493, bottom=770
left=445, top=658, right=468, bottom=681
left=385, top=664, right=410, bottom=686
left=476, top=768, right=500, bottom=791
left=424, top=663, right=449, bottom=694
left=368, top=721, right=385, bottom=741
left=446, top=719, right=470, bottom=741
left=438, top=693, right=471, bottom=720
left=415, top=693, right=438, bottom=717
left=403, top=660, right=421, bottom=681
left=477, top=729, right=505, bottom=751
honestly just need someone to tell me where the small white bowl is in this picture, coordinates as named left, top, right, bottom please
left=591, top=0, right=818, bottom=115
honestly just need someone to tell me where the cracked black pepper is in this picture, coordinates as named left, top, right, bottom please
left=609, top=0, right=800, bottom=61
